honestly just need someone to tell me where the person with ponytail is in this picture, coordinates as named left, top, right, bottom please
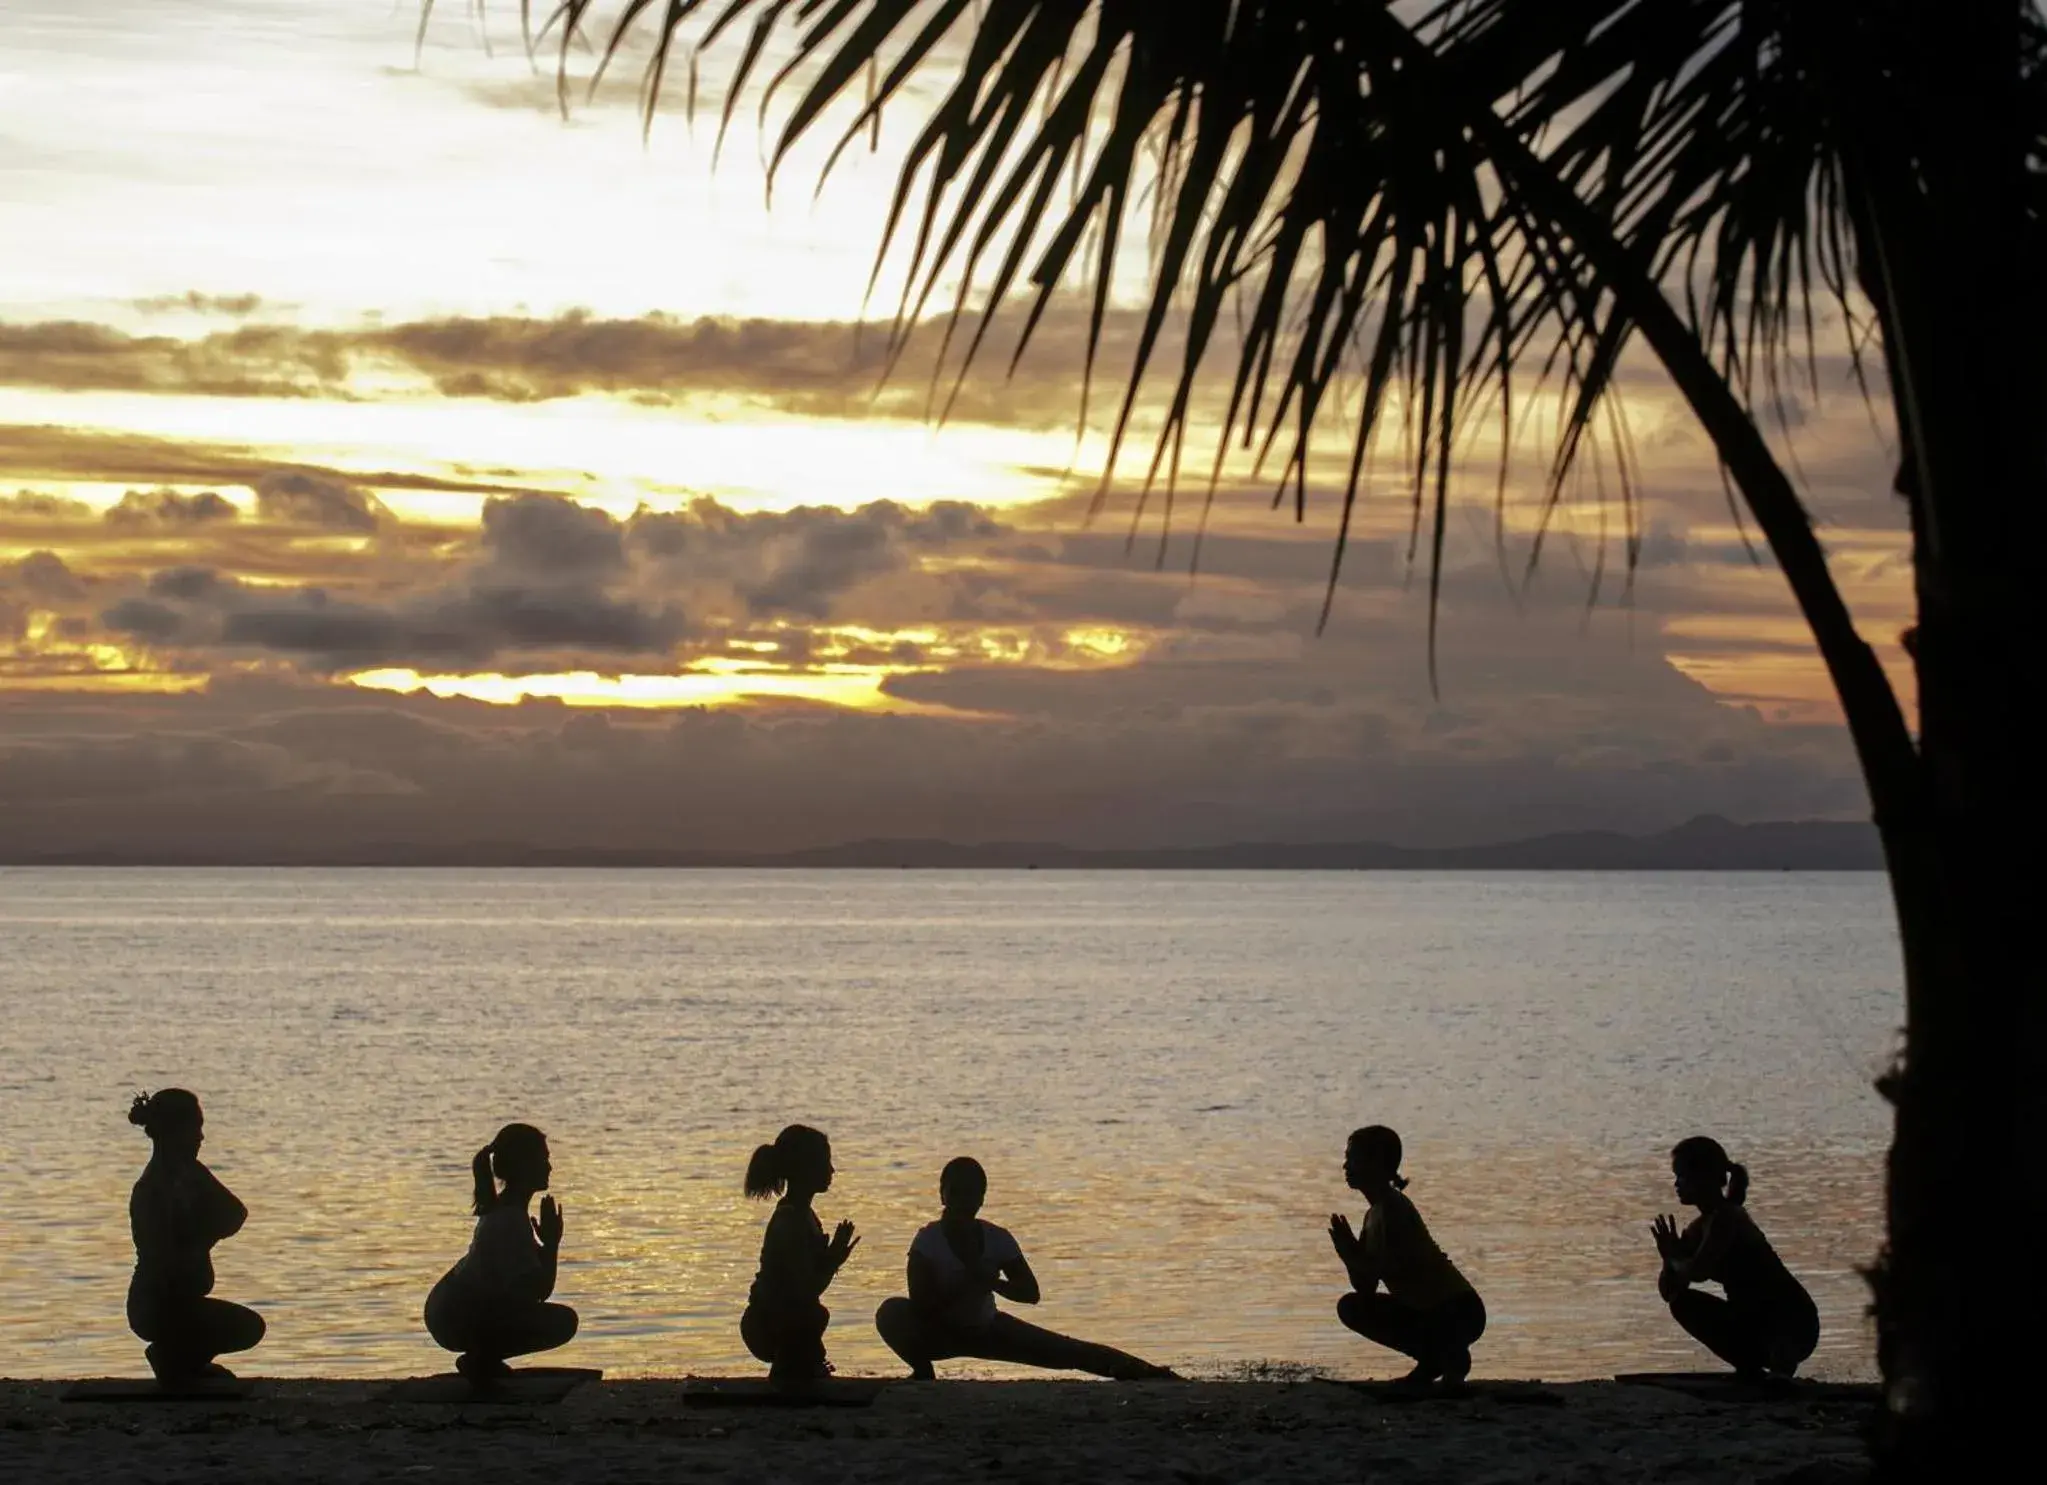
left=1651, top=1136, right=1820, bottom=1379
left=125, top=1089, right=266, bottom=1382
left=423, top=1123, right=578, bottom=1380
left=874, top=1156, right=1175, bottom=1380
left=1328, top=1125, right=1486, bottom=1388
left=740, top=1125, right=858, bottom=1382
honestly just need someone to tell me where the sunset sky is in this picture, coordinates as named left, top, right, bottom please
left=0, top=0, right=1915, bottom=856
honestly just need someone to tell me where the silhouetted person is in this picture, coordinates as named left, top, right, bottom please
left=873, top=1157, right=1175, bottom=1380
left=125, top=1089, right=266, bottom=1383
left=1329, top=1125, right=1486, bottom=1387
left=741, top=1124, right=858, bottom=1382
left=1651, top=1136, right=1819, bottom=1380
left=424, top=1123, right=578, bottom=1380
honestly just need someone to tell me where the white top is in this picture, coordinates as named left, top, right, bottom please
left=446, top=1205, right=544, bottom=1299
left=909, top=1219, right=1022, bottom=1330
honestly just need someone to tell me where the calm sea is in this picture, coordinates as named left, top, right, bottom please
left=0, top=868, right=1896, bottom=1381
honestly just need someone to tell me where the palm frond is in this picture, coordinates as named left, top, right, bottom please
left=436, top=2, right=2039, bottom=685
left=449, top=2, right=1680, bottom=677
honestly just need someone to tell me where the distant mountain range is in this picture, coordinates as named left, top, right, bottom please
left=4, top=816, right=1882, bottom=870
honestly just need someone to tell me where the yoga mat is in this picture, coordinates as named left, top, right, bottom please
left=377, top=1367, right=603, bottom=1404
left=1613, top=1372, right=1876, bottom=1404
left=1317, top=1378, right=1566, bottom=1407
left=680, top=1377, right=888, bottom=1409
left=60, top=1378, right=251, bottom=1403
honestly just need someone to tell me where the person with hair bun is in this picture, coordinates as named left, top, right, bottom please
left=740, top=1124, right=858, bottom=1382
left=423, top=1123, right=578, bottom=1380
left=874, top=1156, right=1174, bottom=1380
left=1652, top=1136, right=1820, bottom=1379
left=124, top=1089, right=266, bottom=1382
left=1328, top=1125, right=1486, bottom=1387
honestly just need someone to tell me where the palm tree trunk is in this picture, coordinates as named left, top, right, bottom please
left=1872, top=586, right=2044, bottom=1478
left=1845, top=11, right=2047, bottom=1466
left=1562, top=165, right=2044, bottom=1479
left=1421, top=31, right=2034, bottom=1473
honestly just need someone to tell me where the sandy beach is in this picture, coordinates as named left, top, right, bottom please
left=0, top=1377, right=1874, bottom=1483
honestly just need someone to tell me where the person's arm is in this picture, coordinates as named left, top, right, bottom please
left=1650, top=1214, right=1684, bottom=1292
left=964, top=1229, right=1038, bottom=1305
left=472, top=1206, right=556, bottom=1304
left=906, top=1249, right=946, bottom=1311
left=135, top=1172, right=213, bottom=1291
left=509, top=1244, right=558, bottom=1304
left=522, top=1196, right=563, bottom=1303
left=763, top=1210, right=849, bottom=1298
left=131, top=1173, right=176, bottom=1258
left=1328, top=1213, right=1381, bottom=1293
left=991, top=1251, right=1040, bottom=1306
left=1650, top=1212, right=1702, bottom=1292
left=819, top=1219, right=859, bottom=1293
left=759, top=1210, right=810, bottom=1296
left=1665, top=1210, right=1733, bottom=1284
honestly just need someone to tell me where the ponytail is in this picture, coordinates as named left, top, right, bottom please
left=1349, top=1124, right=1408, bottom=1188
left=470, top=1123, right=548, bottom=1215
left=744, top=1142, right=785, bottom=1200
left=471, top=1145, right=498, bottom=1216
left=745, top=1123, right=829, bottom=1200
left=1725, top=1162, right=1750, bottom=1205
left=1672, top=1136, right=1747, bottom=1204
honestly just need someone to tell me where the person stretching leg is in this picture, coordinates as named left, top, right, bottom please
left=874, top=1157, right=1173, bottom=1380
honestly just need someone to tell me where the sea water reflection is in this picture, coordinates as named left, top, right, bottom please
left=0, top=868, right=1894, bottom=1380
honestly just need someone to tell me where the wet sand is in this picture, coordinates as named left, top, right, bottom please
left=0, top=1377, right=1873, bottom=1482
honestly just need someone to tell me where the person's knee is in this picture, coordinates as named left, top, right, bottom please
left=740, top=1312, right=774, bottom=1365
left=1666, top=1290, right=1709, bottom=1328
left=126, top=1296, right=159, bottom=1344
left=425, top=1307, right=470, bottom=1353
left=424, top=1287, right=468, bottom=1352
left=546, top=1305, right=579, bottom=1345
left=875, top=1298, right=917, bottom=1354
left=1460, top=1295, right=1487, bottom=1348
left=1336, top=1292, right=1368, bottom=1332
left=237, top=1308, right=267, bottom=1350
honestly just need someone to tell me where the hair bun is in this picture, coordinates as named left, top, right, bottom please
left=127, top=1092, right=153, bottom=1128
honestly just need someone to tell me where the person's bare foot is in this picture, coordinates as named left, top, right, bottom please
left=456, top=1353, right=511, bottom=1383
left=144, top=1345, right=218, bottom=1386
left=1383, top=1363, right=1441, bottom=1397
left=769, top=1356, right=833, bottom=1389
